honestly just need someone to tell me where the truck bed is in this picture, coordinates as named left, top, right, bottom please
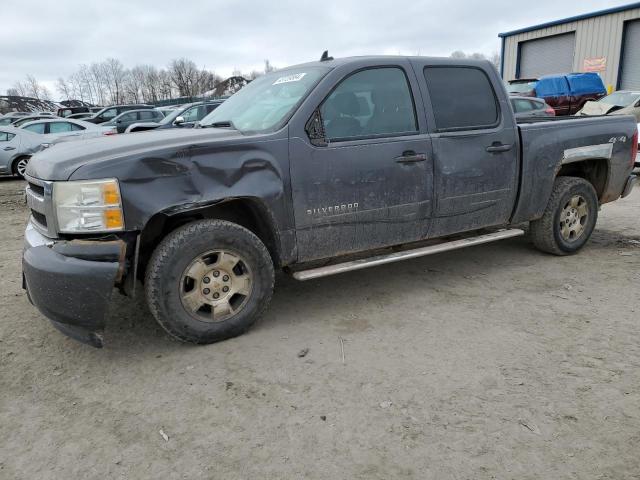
left=511, top=114, right=637, bottom=224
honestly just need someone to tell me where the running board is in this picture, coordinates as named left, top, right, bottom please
left=292, top=229, right=525, bottom=281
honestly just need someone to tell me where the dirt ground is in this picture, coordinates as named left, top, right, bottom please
left=1, top=176, right=639, bottom=480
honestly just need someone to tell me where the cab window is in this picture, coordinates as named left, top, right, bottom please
left=319, top=67, right=418, bottom=141
left=423, top=66, right=499, bottom=131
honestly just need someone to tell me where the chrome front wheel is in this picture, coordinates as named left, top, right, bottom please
left=145, top=219, right=274, bottom=345
left=180, top=250, right=253, bottom=323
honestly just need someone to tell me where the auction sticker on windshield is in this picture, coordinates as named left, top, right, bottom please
left=273, top=73, right=307, bottom=85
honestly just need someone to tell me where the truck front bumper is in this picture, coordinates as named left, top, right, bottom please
left=22, top=221, right=126, bottom=348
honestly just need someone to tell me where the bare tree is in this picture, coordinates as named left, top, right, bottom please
left=14, top=56, right=254, bottom=105
left=6, top=88, right=20, bottom=96
left=56, top=77, right=72, bottom=101
left=169, top=58, right=203, bottom=97
left=11, top=80, right=29, bottom=97
left=11, top=75, right=51, bottom=100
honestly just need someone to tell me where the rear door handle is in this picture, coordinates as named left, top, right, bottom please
left=3, top=146, right=16, bottom=151
left=486, top=143, right=513, bottom=153
left=395, top=150, right=427, bottom=163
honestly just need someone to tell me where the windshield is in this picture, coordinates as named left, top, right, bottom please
left=200, top=66, right=330, bottom=133
left=598, top=91, right=640, bottom=106
left=507, top=81, right=537, bottom=94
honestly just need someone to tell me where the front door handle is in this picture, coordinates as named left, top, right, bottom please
left=395, top=150, right=427, bottom=163
left=3, top=146, right=16, bottom=151
left=486, top=142, right=513, bottom=153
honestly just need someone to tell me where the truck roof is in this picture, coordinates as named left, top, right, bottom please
left=282, top=55, right=494, bottom=71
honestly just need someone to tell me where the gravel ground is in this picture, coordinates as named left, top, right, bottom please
left=1, top=177, right=639, bottom=480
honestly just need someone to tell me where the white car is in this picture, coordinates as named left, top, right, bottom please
left=0, top=126, right=54, bottom=177
left=19, top=118, right=116, bottom=140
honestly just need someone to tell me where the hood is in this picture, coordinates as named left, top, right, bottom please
left=26, top=127, right=246, bottom=181
left=579, top=101, right=616, bottom=116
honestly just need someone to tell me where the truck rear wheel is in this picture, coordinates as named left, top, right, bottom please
left=530, top=176, right=598, bottom=255
left=145, top=219, right=275, bottom=344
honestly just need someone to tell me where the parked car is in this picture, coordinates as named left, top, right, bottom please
left=577, top=90, right=640, bottom=121
left=0, top=126, right=53, bottom=177
left=66, top=112, right=95, bottom=120
left=509, top=96, right=555, bottom=119
left=22, top=56, right=638, bottom=348
left=57, top=106, right=92, bottom=118
left=11, top=115, right=62, bottom=128
left=84, top=104, right=154, bottom=124
left=20, top=118, right=116, bottom=139
left=0, top=112, right=34, bottom=126
left=102, top=109, right=165, bottom=133
left=505, top=78, right=538, bottom=96
left=507, top=73, right=606, bottom=115
left=126, top=101, right=224, bottom=133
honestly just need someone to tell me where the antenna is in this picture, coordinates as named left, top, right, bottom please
left=320, top=50, right=333, bottom=62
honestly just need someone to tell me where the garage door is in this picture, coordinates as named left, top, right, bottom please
left=518, top=33, right=576, bottom=78
left=620, top=20, right=640, bottom=90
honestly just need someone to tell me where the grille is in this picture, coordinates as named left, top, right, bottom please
left=27, top=182, right=45, bottom=196
left=31, top=211, right=47, bottom=227
left=24, top=175, right=55, bottom=237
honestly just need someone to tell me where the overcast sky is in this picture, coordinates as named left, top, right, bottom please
left=0, top=0, right=630, bottom=98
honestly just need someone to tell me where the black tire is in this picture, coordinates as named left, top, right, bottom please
left=12, top=156, right=30, bottom=178
left=530, top=176, right=598, bottom=255
left=145, top=219, right=275, bottom=344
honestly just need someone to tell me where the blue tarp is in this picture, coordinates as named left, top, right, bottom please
left=535, top=73, right=605, bottom=97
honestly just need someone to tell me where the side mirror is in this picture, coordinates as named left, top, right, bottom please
left=174, top=116, right=185, bottom=125
left=305, top=110, right=327, bottom=147
left=116, top=120, right=122, bottom=123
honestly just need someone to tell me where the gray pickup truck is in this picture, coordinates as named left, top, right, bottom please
left=22, top=55, right=638, bottom=348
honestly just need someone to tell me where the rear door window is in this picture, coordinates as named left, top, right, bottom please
left=0, top=132, right=16, bottom=141
left=319, top=67, right=418, bottom=141
left=512, top=99, right=534, bottom=113
left=423, top=67, right=499, bottom=131
left=119, top=112, right=136, bottom=122
left=49, top=122, right=74, bottom=133
left=138, top=110, right=158, bottom=120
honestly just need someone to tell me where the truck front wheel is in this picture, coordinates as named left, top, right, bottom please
left=145, top=219, right=275, bottom=344
left=530, top=176, right=598, bottom=255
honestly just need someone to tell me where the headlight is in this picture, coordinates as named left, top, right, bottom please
left=53, top=179, right=124, bottom=233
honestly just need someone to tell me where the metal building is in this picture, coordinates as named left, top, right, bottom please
left=499, top=2, right=640, bottom=91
